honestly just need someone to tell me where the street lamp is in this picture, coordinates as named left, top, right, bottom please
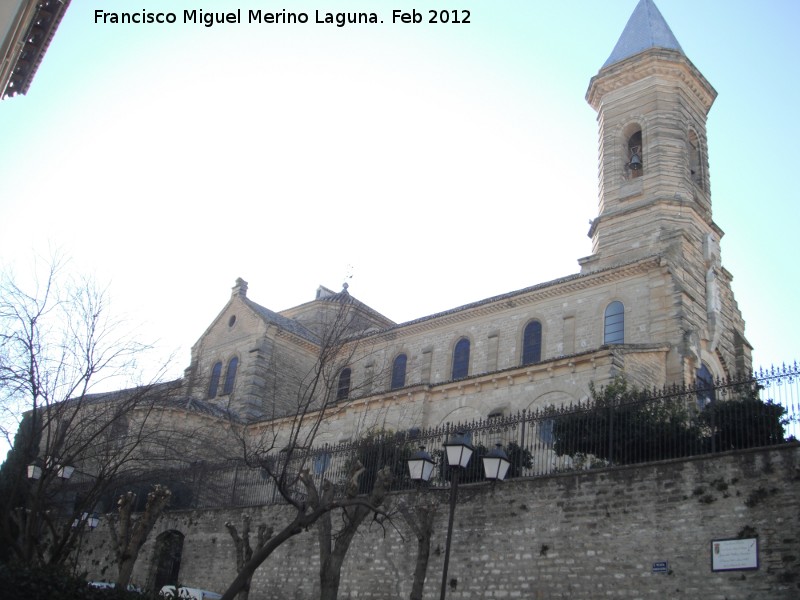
left=27, top=460, right=75, bottom=480
left=57, top=464, right=76, bottom=480
left=407, top=446, right=435, bottom=482
left=407, top=434, right=512, bottom=600
left=73, top=512, right=100, bottom=529
left=482, top=443, right=511, bottom=481
left=443, top=432, right=474, bottom=471
left=73, top=512, right=100, bottom=576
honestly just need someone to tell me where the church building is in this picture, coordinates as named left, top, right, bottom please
left=176, top=0, right=750, bottom=444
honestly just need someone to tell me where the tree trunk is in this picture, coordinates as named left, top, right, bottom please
left=317, top=465, right=392, bottom=600
left=220, top=471, right=332, bottom=600
left=219, top=514, right=307, bottom=600
left=397, top=501, right=436, bottom=600
left=116, top=558, right=135, bottom=590
left=225, top=515, right=271, bottom=600
left=112, top=486, right=171, bottom=589
left=319, top=547, right=347, bottom=600
left=318, top=509, right=367, bottom=600
left=409, top=508, right=435, bottom=600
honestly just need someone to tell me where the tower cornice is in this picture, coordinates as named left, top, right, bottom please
left=587, top=49, right=717, bottom=114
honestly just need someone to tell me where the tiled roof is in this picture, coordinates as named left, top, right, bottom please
left=45, top=380, right=238, bottom=421
left=602, top=0, right=683, bottom=69
left=315, top=287, right=395, bottom=327
left=243, top=297, right=321, bottom=343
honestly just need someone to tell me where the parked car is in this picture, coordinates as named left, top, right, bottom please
left=159, top=585, right=223, bottom=600
left=88, top=582, right=116, bottom=590
left=89, top=581, right=143, bottom=593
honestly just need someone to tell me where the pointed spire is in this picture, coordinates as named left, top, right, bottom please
left=602, top=0, right=683, bottom=69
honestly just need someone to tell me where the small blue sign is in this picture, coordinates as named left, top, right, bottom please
left=652, top=561, right=668, bottom=574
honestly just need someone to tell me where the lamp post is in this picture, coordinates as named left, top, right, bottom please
left=24, top=459, right=75, bottom=562
left=407, top=435, right=512, bottom=600
left=73, top=512, right=100, bottom=576
left=438, top=432, right=473, bottom=600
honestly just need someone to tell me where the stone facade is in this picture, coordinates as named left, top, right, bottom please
left=72, top=2, right=789, bottom=597
left=155, top=0, right=753, bottom=446
left=82, top=445, right=800, bottom=599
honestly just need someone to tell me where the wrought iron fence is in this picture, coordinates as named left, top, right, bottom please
left=182, top=363, right=800, bottom=510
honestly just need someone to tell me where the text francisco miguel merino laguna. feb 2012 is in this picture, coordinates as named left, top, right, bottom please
left=94, top=8, right=473, bottom=28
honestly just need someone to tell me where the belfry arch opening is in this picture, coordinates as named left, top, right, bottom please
left=623, top=125, right=643, bottom=179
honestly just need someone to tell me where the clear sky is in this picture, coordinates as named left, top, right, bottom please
left=1, top=0, right=798, bottom=387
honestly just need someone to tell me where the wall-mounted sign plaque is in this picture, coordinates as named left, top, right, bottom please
left=711, top=538, right=758, bottom=572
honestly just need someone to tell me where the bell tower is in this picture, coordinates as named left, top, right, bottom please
left=579, top=0, right=751, bottom=379
left=579, top=0, right=718, bottom=274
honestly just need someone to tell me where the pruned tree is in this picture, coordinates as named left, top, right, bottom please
left=0, top=254, right=177, bottom=567
left=317, top=462, right=392, bottom=600
left=225, top=515, right=272, bottom=600
left=216, top=290, right=394, bottom=600
left=396, top=498, right=438, bottom=600
left=218, top=464, right=391, bottom=600
left=109, top=484, right=172, bottom=588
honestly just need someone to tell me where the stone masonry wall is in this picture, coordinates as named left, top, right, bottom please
left=82, top=445, right=800, bottom=599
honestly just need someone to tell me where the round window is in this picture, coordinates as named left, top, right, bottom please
left=228, top=315, right=237, bottom=327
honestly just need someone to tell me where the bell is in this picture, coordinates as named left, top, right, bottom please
left=628, top=152, right=642, bottom=171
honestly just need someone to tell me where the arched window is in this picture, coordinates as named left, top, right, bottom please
left=696, top=363, right=716, bottom=409
left=208, top=361, right=222, bottom=398
left=626, top=128, right=643, bottom=178
left=336, top=367, right=351, bottom=401
left=521, top=320, right=543, bottom=365
left=451, top=338, right=470, bottom=380
left=222, top=357, right=238, bottom=395
left=604, top=301, right=624, bottom=344
left=391, top=354, right=407, bottom=390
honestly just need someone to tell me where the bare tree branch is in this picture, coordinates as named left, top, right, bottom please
left=0, top=254, right=178, bottom=567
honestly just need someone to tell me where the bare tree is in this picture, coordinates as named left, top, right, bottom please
left=109, top=485, right=172, bottom=588
left=217, top=293, right=394, bottom=600
left=0, top=255, right=175, bottom=566
left=397, top=498, right=438, bottom=600
left=317, top=462, right=392, bottom=600
left=225, top=514, right=272, bottom=600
